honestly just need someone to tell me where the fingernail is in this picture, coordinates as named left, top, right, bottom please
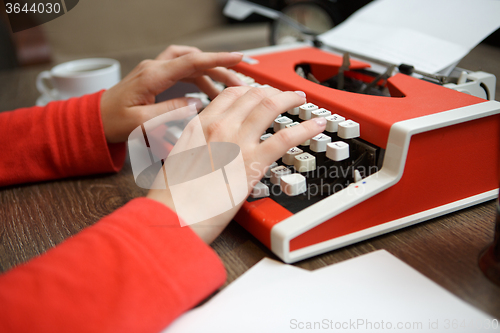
left=312, top=117, right=326, bottom=127
left=231, top=52, right=244, bottom=56
left=187, top=97, right=203, bottom=111
left=295, top=91, right=306, bottom=98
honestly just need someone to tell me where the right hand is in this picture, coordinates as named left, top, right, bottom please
left=147, top=86, right=327, bottom=243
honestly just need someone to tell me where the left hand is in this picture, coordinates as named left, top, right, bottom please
left=155, top=45, right=245, bottom=99
left=100, top=47, right=245, bottom=143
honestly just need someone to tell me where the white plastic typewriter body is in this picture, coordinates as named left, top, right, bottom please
left=223, top=43, right=500, bottom=263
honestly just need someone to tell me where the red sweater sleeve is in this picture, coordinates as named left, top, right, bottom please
left=0, top=94, right=227, bottom=331
left=0, top=198, right=226, bottom=332
left=0, top=91, right=125, bottom=186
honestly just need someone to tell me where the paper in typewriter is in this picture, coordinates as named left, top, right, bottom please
left=318, top=0, right=500, bottom=74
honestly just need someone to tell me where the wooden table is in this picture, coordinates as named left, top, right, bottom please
left=0, top=40, right=499, bottom=320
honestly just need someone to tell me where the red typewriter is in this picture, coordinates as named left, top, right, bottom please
left=226, top=44, right=500, bottom=263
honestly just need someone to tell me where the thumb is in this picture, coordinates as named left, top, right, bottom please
left=160, top=96, right=203, bottom=114
left=139, top=97, right=203, bottom=123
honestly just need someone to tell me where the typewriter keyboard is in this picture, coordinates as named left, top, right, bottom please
left=186, top=71, right=385, bottom=215
left=236, top=72, right=384, bottom=214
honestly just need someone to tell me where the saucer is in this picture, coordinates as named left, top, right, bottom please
left=36, top=94, right=65, bottom=107
left=36, top=94, right=54, bottom=107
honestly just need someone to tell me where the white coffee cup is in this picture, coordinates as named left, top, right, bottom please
left=36, top=58, right=121, bottom=101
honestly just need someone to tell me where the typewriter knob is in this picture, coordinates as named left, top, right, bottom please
left=270, top=1, right=372, bottom=45
left=270, top=1, right=337, bottom=45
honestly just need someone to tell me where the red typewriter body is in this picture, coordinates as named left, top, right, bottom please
left=230, top=45, right=499, bottom=263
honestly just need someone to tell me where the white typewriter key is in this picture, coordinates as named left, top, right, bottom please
left=235, top=73, right=255, bottom=85
left=285, top=122, right=300, bottom=129
left=326, top=141, right=349, bottom=161
left=299, top=103, right=318, bottom=120
left=251, top=181, right=270, bottom=198
left=273, top=116, right=293, bottom=132
left=235, top=73, right=248, bottom=82
left=269, top=114, right=282, bottom=128
left=264, top=162, right=278, bottom=178
left=294, top=153, right=316, bottom=172
left=213, top=82, right=225, bottom=92
left=242, top=76, right=255, bottom=84
left=287, top=106, right=300, bottom=115
left=280, top=174, right=307, bottom=196
left=250, top=83, right=262, bottom=88
left=310, top=134, right=332, bottom=153
left=260, top=84, right=272, bottom=88
left=270, top=165, right=292, bottom=185
left=325, top=114, right=345, bottom=133
left=300, top=139, right=310, bottom=146
left=282, top=147, right=303, bottom=165
left=311, top=108, right=332, bottom=118
left=338, top=120, right=360, bottom=139
left=260, top=133, right=272, bottom=142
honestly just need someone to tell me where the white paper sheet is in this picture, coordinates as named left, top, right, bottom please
left=162, top=251, right=498, bottom=333
left=164, top=258, right=309, bottom=332
left=318, top=0, right=500, bottom=74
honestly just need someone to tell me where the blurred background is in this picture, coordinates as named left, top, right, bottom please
left=1, top=0, right=499, bottom=69
left=1, top=0, right=499, bottom=111
left=1, top=0, right=239, bottom=67
left=0, top=0, right=276, bottom=109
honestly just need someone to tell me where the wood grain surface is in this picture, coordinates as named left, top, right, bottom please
left=0, top=37, right=499, bottom=319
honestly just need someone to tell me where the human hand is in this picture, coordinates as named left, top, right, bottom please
left=100, top=46, right=245, bottom=143
left=155, top=45, right=245, bottom=99
left=147, top=86, right=327, bottom=243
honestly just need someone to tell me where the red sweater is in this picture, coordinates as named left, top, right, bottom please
left=0, top=92, right=226, bottom=332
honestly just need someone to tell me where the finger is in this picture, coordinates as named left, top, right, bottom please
left=193, top=76, right=222, bottom=100
left=203, top=67, right=247, bottom=87
left=222, top=86, right=282, bottom=123
left=133, top=97, right=202, bottom=125
left=155, top=45, right=201, bottom=60
left=164, top=52, right=243, bottom=86
left=240, top=90, right=306, bottom=138
left=202, top=86, right=251, bottom=115
left=191, top=68, right=247, bottom=100
left=140, top=52, right=243, bottom=96
left=258, top=118, right=326, bottom=166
